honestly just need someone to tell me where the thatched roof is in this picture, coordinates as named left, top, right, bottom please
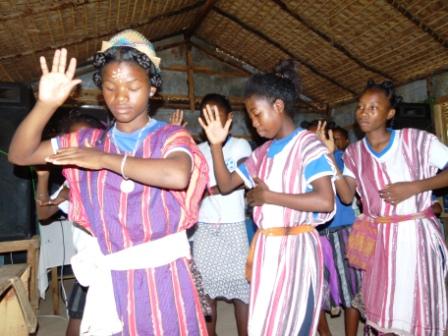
left=0, top=0, right=447, bottom=107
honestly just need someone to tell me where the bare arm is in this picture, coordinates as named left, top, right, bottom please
left=198, top=104, right=244, bottom=194
left=8, top=49, right=81, bottom=165
left=45, top=147, right=193, bottom=190
left=329, top=153, right=357, bottom=204
left=35, top=170, right=59, bottom=220
left=315, top=121, right=357, bottom=204
left=209, top=143, right=244, bottom=194
left=247, top=176, right=334, bottom=212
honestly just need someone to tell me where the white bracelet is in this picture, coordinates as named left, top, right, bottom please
left=334, top=173, right=343, bottom=181
left=120, top=154, right=129, bottom=180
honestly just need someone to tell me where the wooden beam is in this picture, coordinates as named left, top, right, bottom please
left=185, top=42, right=196, bottom=111
left=184, top=0, right=217, bottom=38
left=155, top=41, right=186, bottom=52
left=162, top=64, right=249, bottom=77
left=385, top=0, right=448, bottom=49
left=272, top=0, right=394, bottom=81
left=190, top=39, right=255, bottom=76
left=213, top=7, right=357, bottom=96
left=0, top=2, right=205, bottom=61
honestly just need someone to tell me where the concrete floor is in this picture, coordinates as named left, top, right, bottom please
left=36, top=278, right=363, bottom=335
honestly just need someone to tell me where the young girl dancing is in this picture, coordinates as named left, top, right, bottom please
left=320, top=80, right=448, bottom=335
left=9, top=29, right=208, bottom=335
left=199, top=59, right=336, bottom=335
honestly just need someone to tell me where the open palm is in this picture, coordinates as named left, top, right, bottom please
left=38, top=48, right=81, bottom=108
left=198, top=104, right=232, bottom=145
left=316, top=120, right=336, bottom=153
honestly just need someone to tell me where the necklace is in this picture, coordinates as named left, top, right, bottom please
left=111, top=119, right=151, bottom=193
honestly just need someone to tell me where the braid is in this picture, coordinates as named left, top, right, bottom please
left=244, top=59, right=301, bottom=115
left=92, top=46, right=162, bottom=90
left=364, top=80, right=403, bottom=108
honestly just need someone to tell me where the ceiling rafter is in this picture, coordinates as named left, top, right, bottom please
left=192, top=36, right=326, bottom=110
left=385, top=0, right=448, bottom=49
left=190, top=38, right=255, bottom=76
left=0, top=0, right=100, bottom=20
left=0, top=2, right=205, bottom=61
left=184, top=0, right=217, bottom=39
left=272, top=0, right=394, bottom=81
left=212, top=7, right=357, bottom=96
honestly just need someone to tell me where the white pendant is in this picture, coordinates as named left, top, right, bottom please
left=120, top=179, right=135, bottom=193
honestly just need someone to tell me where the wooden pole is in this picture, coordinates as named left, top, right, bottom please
left=185, top=41, right=196, bottom=112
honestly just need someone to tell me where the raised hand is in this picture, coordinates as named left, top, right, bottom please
left=38, top=48, right=82, bottom=108
left=379, top=181, right=418, bottom=206
left=198, top=104, right=232, bottom=145
left=316, top=120, right=336, bottom=153
left=247, top=177, right=269, bottom=206
left=169, top=109, right=188, bottom=127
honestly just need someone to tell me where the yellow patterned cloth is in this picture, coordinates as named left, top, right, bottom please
left=99, top=29, right=161, bottom=69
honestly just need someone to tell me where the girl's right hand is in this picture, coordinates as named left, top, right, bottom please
left=38, top=48, right=82, bottom=108
left=169, top=109, right=188, bottom=127
left=198, top=104, right=232, bottom=145
left=316, top=120, right=336, bottom=153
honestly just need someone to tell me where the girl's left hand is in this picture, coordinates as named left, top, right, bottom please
left=247, top=177, right=269, bottom=206
left=45, top=146, right=105, bottom=170
left=379, top=182, right=418, bottom=205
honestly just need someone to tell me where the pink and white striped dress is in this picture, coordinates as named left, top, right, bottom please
left=237, top=129, right=336, bottom=336
left=344, top=128, right=448, bottom=335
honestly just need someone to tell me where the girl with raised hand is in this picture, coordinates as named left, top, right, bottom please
left=319, top=80, right=448, bottom=335
left=9, top=30, right=208, bottom=335
left=199, top=59, right=336, bottom=335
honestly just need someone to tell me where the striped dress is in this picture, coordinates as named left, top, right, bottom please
left=237, top=128, right=336, bottom=336
left=55, top=123, right=208, bottom=335
left=344, top=128, right=448, bottom=335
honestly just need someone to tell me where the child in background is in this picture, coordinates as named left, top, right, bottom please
left=35, top=112, right=105, bottom=336
left=321, top=80, right=448, bottom=335
left=199, top=59, right=335, bottom=335
left=313, top=123, right=361, bottom=336
left=174, top=94, right=252, bottom=336
left=9, top=29, right=208, bottom=335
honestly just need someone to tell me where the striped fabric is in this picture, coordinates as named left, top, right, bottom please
left=56, top=125, right=208, bottom=335
left=241, top=130, right=335, bottom=336
left=319, top=226, right=362, bottom=311
left=344, top=128, right=448, bottom=335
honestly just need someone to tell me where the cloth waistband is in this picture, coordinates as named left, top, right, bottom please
left=363, top=207, right=434, bottom=225
left=72, top=230, right=191, bottom=335
left=245, top=225, right=314, bottom=281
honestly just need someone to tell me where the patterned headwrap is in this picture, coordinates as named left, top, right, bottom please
left=99, top=29, right=161, bottom=70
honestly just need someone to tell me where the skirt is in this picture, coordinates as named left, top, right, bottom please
left=319, top=225, right=362, bottom=312
left=192, top=221, right=250, bottom=303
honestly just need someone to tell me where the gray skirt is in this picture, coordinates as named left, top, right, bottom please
left=192, top=221, right=250, bottom=304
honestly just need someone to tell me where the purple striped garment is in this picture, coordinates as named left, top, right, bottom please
left=56, top=125, right=208, bottom=336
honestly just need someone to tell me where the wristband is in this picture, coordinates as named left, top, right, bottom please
left=120, top=154, right=129, bottom=180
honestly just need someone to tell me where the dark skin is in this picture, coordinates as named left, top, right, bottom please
left=313, top=122, right=361, bottom=336
left=198, top=96, right=334, bottom=217
left=170, top=104, right=249, bottom=336
left=317, top=89, right=448, bottom=206
left=8, top=49, right=192, bottom=190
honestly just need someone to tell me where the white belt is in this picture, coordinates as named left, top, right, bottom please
left=71, top=230, right=191, bottom=335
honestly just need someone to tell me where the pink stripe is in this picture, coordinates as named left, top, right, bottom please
left=127, top=271, right=137, bottom=335
left=171, top=264, right=188, bottom=336
left=147, top=269, right=163, bottom=336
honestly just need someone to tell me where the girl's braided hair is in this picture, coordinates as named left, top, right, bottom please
left=244, top=59, right=301, bottom=115
left=363, top=79, right=403, bottom=108
left=92, top=46, right=162, bottom=89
